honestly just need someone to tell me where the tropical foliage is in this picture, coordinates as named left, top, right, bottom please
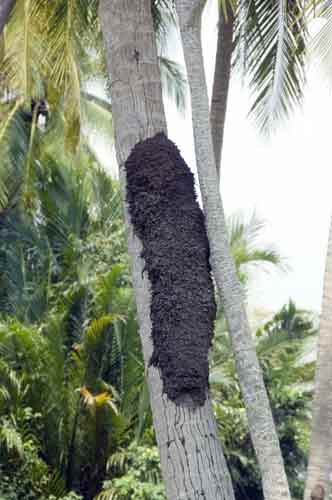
left=95, top=301, right=316, bottom=500
left=0, top=0, right=185, bottom=152
left=0, top=98, right=315, bottom=498
left=0, top=0, right=322, bottom=499
left=0, top=95, right=316, bottom=497
left=0, top=135, right=142, bottom=498
left=0, top=76, right=143, bottom=498
left=234, top=0, right=307, bottom=132
left=212, top=300, right=316, bottom=499
left=98, top=441, right=165, bottom=500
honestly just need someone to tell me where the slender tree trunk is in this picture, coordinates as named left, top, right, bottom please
left=98, top=1, right=235, bottom=498
left=175, top=1, right=291, bottom=499
left=304, top=216, right=332, bottom=500
left=210, top=8, right=233, bottom=178
left=0, top=0, right=14, bottom=35
left=66, top=398, right=80, bottom=490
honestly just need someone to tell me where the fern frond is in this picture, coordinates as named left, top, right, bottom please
left=0, top=419, right=24, bottom=457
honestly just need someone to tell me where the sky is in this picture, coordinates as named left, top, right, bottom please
left=96, top=2, right=332, bottom=315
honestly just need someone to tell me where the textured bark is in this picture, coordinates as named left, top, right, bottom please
left=304, top=216, right=332, bottom=500
left=210, top=8, right=233, bottom=178
left=98, top=1, right=235, bottom=498
left=0, top=0, right=14, bottom=35
left=175, top=2, right=291, bottom=500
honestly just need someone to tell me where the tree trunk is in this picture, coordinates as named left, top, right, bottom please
left=304, top=216, right=332, bottom=500
left=0, top=0, right=14, bottom=35
left=174, top=1, right=291, bottom=500
left=210, top=7, right=233, bottom=178
left=98, top=1, right=235, bottom=498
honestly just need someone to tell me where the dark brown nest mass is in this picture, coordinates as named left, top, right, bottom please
left=125, top=132, right=216, bottom=406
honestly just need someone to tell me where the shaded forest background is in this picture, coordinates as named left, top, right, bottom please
left=0, top=112, right=316, bottom=499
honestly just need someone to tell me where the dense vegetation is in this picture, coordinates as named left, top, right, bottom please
left=0, top=0, right=321, bottom=498
left=0, top=108, right=316, bottom=499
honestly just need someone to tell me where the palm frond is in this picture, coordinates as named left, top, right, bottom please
left=1, top=0, right=47, bottom=98
left=0, top=98, right=23, bottom=145
left=218, top=0, right=237, bottom=22
left=209, top=366, right=235, bottom=388
left=0, top=99, right=25, bottom=208
left=0, top=360, right=22, bottom=407
left=256, top=300, right=317, bottom=362
left=46, top=0, right=82, bottom=151
left=81, top=90, right=113, bottom=140
left=235, top=0, right=307, bottom=133
left=95, top=265, right=126, bottom=314
left=135, top=380, right=150, bottom=441
left=152, top=0, right=176, bottom=47
left=0, top=419, right=24, bottom=457
left=310, top=2, right=332, bottom=84
left=228, top=212, right=284, bottom=273
left=80, top=386, right=118, bottom=420
left=159, top=56, right=187, bottom=113
left=42, top=470, right=67, bottom=499
left=87, top=168, right=122, bottom=225
left=84, top=315, right=120, bottom=353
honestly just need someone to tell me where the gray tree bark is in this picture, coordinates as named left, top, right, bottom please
left=0, top=0, right=14, bottom=35
left=98, top=1, right=235, bottom=498
left=174, top=1, right=291, bottom=500
left=210, top=7, right=233, bottom=178
left=304, top=216, right=332, bottom=500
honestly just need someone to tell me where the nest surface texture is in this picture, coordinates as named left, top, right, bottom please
left=125, top=132, right=216, bottom=406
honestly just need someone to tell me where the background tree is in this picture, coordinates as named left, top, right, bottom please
left=0, top=95, right=145, bottom=499
left=98, top=0, right=236, bottom=498
left=0, top=0, right=323, bottom=498
left=300, top=3, right=332, bottom=497
left=212, top=301, right=316, bottom=500
left=174, top=0, right=292, bottom=498
left=95, top=300, right=316, bottom=500
left=210, top=1, right=233, bottom=177
left=305, top=215, right=332, bottom=500
left=0, top=103, right=316, bottom=498
left=0, top=0, right=14, bottom=35
left=210, top=0, right=307, bottom=176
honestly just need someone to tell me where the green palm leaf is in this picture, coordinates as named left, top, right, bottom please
left=235, top=0, right=307, bottom=132
left=1, top=0, right=47, bottom=98
left=159, top=56, right=187, bottom=112
left=0, top=419, right=24, bottom=457
left=228, top=212, right=285, bottom=276
left=310, top=2, right=332, bottom=82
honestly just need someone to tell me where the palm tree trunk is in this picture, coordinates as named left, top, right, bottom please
left=174, top=1, right=291, bottom=499
left=98, top=1, right=235, bottom=498
left=0, top=0, right=14, bottom=35
left=210, top=8, right=233, bottom=178
left=66, top=398, right=80, bottom=490
left=304, top=216, right=332, bottom=500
